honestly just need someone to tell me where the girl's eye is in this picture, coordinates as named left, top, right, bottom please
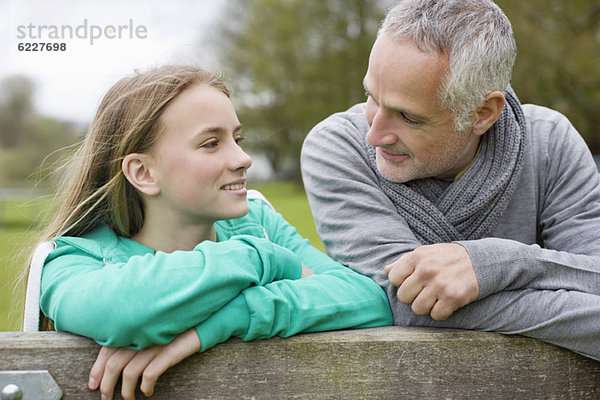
left=235, top=136, right=245, bottom=145
left=202, top=140, right=218, bottom=149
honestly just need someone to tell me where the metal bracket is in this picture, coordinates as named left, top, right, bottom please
left=0, top=370, right=62, bottom=400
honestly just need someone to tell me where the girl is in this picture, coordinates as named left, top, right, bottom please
left=32, top=65, right=392, bottom=399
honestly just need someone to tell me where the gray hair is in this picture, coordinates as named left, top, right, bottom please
left=380, top=0, right=516, bottom=132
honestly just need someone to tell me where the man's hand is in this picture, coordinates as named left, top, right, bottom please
left=88, top=328, right=201, bottom=400
left=384, top=243, right=479, bottom=320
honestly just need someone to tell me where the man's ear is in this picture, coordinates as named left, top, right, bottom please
left=122, top=153, right=160, bottom=196
left=472, top=91, right=505, bottom=136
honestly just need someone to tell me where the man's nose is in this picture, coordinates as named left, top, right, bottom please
left=366, top=110, right=398, bottom=147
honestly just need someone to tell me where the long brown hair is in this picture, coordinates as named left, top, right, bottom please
left=28, top=65, right=230, bottom=330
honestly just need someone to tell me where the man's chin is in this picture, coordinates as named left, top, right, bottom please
left=376, top=160, right=414, bottom=184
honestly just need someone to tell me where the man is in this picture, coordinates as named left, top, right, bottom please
left=301, top=0, right=600, bottom=361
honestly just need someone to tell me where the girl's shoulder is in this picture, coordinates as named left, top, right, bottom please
left=51, top=224, right=151, bottom=262
left=52, top=225, right=117, bottom=257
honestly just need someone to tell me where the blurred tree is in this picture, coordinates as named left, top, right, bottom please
left=0, top=75, right=35, bottom=148
left=216, top=0, right=600, bottom=179
left=0, top=75, right=80, bottom=187
left=497, top=0, right=600, bottom=152
left=216, top=0, right=393, bottom=180
left=0, top=117, right=79, bottom=187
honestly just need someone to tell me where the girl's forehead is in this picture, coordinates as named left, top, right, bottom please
left=156, top=85, right=238, bottom=142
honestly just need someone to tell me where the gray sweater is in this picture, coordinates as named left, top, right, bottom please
left=301, top=102, right=600, bottom=361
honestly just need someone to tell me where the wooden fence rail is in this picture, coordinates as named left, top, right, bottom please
left=1, top=327, right=599, bottom=399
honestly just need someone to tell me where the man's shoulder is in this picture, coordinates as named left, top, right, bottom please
left=522, top=104, right=578, bottom=143
left=522, top=103, right=581, bottom=152
left=301, top=102, right=374, bottom=182
left=522, top=103, right=570, bottom=127
left=307, top=103, right=368, bottom=140
left=521, top=103, right=596, bottom=180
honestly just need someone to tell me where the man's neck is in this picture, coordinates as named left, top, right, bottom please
left=435, top=135, right=482, bottom=181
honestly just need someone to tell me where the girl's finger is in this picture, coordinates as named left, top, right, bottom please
left=140, top=329, right=201, bottom=397
left=89, top=347, right=119, bottom=390
left=120, top=347, right=162, bottom=400
left=99, top=348, right=137, bottom=400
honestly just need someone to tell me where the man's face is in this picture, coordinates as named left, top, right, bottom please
left=363, top=32, right=480, bottom=183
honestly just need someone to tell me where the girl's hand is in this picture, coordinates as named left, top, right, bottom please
left=88, top=328, right=201, bottom=400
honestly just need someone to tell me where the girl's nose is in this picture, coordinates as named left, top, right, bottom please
left=229, top=143, right=252, bottom=171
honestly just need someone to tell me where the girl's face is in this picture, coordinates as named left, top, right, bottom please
left=149, top=84, right=252, bottom=224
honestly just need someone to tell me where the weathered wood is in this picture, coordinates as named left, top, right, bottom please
left=1, top=327, right=599, bottom=399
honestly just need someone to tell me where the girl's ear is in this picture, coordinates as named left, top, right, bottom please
left=122, top=153, right=160, bottom=196
left=472, top=91, right=506, bottom=136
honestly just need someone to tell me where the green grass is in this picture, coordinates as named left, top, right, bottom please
left=0, top=197, right=50, bottom=331
left=0, top=182, right=322, bottom=331
left=248, top=181, right=324, bottom=251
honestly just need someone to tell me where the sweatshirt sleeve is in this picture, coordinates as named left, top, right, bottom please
left=459, top=108, right=600, bottom=298
left=40, top=234, right=302, bottom=349
left=301, top=105, right=421, bottom=323
left=195, top=202, right=393, bottom=351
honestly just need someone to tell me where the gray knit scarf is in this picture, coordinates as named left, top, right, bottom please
left=365, top=87, right=527, bottom=245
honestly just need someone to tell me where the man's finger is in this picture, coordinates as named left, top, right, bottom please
left=396, top=271, right=426, bottom=305
left=429, top=299, right=458, bottom=321
left=384, top=251, right=413, bottom=275
left=409, top=286, right=438, bottom=316
left=385, top=253, right=416, bottom=287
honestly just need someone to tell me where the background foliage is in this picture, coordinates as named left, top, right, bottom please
left=215, top=0, right=600, bottom=180
left=498, top=0, right=600, bottom=151
left=1, top=1, right=598, bottom=186
left=216, top=0, right=393, bottom=180
left=0, top=76, right=80, bottom=187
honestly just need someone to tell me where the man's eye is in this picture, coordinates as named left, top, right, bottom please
left=401, top=113, right=419, bottom=125
left=366, top=93, right=379, bottom=107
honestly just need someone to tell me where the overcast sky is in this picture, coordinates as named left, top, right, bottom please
left=2, top=0, right=227, bottom=124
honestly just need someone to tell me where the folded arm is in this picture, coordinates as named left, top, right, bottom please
left=41, top=234, right=302, bottom=348
left=300, top=105, right=600, bottom=321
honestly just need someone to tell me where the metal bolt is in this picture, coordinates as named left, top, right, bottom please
left=1, top=384, right=23, bottom=400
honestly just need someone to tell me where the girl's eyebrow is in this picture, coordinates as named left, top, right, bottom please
left=195, top=124, right=243, bottom=136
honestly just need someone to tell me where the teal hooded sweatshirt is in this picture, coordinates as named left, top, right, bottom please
left=40, top=198, right=393, bottom=351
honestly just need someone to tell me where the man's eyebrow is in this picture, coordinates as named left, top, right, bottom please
left=391, top=105, right=430, bottom=124
left=363, top=81, right=430, bottom=123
